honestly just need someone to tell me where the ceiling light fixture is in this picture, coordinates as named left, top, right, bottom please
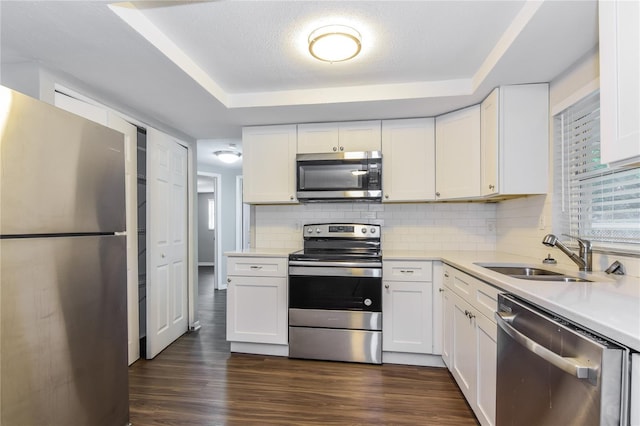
left=214, top=150, right=241, bottom=164
left=308, top=25, right=362, bottom=63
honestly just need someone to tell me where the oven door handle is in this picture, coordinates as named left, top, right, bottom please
left=495, top=311, right=594, bottom=380
left=289, top=265, right=382, bottom=278
left=289, top=260, right=382, bottom=268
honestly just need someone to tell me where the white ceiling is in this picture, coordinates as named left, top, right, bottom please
left=0, top=1, right=599, bottom=169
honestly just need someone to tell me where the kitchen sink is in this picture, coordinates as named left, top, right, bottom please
left=475, top=263, right=592, bottom=283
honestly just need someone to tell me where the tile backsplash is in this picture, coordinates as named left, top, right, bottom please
left=253, top=202, right=497, bottom=252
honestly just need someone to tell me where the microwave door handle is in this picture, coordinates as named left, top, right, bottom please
left=495, top=311, right=594, bottom=380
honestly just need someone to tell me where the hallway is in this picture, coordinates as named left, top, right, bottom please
left=128, top=266, right=478, bottom=425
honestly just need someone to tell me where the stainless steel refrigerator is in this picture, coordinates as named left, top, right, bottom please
left=0, top=86, right=129, bottom=425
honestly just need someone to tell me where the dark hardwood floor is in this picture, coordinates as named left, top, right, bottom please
left=128, top=266, right=478, bottom=425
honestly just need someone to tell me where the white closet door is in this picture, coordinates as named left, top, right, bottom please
left=54, top=92, right=140, bottom=366
left=146, top=128, right=188, bottom=359
left=107, top=112, right=140, bottom=365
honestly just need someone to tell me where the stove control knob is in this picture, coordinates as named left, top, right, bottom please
left=361, top=228, right=367, bottom=234
left=370, top=228, right=376, bottom=234
left=316, top=228, right=321, bottom=234
left=306, top=227, right=313, bottom=234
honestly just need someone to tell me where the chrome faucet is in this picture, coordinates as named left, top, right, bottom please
left=542, top=234, right=592, bottom=272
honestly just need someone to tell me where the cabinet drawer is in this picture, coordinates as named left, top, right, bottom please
left=383, top=261, right=433, bottom=282
left=451, top=268, right=476, bottom=302
left=446, top=265, right=500, bottom=323
left=474, top=281, right=500, bottom=323
left=227, top=257, right=288, bottom=277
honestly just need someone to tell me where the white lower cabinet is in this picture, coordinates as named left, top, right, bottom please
left=382, top=260, right=444, bottom=366
left=383, top=279, right=433, bottom=353
left=443, top=264, right=499, bottom=426
left=226, top=256, right=288, bottom=355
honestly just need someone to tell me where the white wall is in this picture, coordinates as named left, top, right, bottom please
left=496, top=48, right=640, bottom=277
left=253, top=202, right=497, bottom=252
left=197, top=192, right=216, bottom=264
left=197, top=164, right=242, bottom=284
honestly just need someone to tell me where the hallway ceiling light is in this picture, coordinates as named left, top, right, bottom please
left=214, top=150, right=241, bottom=163
left=308, top=25, right=362, bottom=62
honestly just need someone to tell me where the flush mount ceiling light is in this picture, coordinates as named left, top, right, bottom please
left=214, top=149, right=241, bottom=164
left=308, top=25, right=362, bottom=62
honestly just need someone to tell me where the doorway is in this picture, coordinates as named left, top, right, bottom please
left=197, top=173, right=222, bottom=289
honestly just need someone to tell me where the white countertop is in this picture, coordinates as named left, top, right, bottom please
left=385, top=250, right=640, bottom=352
left=224, top=248, right=640, bottom=351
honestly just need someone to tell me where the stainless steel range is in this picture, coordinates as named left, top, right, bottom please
left=288, top=223, right=382, bottom=364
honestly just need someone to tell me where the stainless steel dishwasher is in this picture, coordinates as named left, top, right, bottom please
left=495, top=294, right=629, bottom=426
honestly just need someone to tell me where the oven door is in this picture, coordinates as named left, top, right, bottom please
left=288, top=265, right=382, bottom=312
left=288, top=264, right=383, bottom=364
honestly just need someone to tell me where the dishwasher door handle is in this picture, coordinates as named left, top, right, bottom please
left=495, top=311, right=595, bottom=380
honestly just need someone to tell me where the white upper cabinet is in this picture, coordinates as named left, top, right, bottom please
left=599, top=0, right=640, bottom=166
left=242, top=125, right=298, bottom=204
left=435, top=105, right=481, bottom=200
left=480, top=84, right=549, bottom=197
left=298, top=120, right=381, bottom=154
left=381, top=118, right=435, bottom=202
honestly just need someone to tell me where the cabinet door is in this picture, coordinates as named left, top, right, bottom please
left=475, top=313, right=497, bottom=426
left=435, top=105, right=481, bottom=199
left=226, top=276, right=287, bottom=344
left=381, top=118, right=435, bottom=202
left=480, top=89, right=499, bottom=196
left=442, top=285, right=454, bottom=369
left=599, top=0, right=640, bottom=166
left=339, top=120, right=381, bottom=152
left=242, top=125, right=297, bottom=204
left=451, top=292, right=477, bottom=405
left=297, top=122, right=340, bottom=153
left=431, top=262, right=444, bottom=355
left=382, top=280, right=433, bottom=354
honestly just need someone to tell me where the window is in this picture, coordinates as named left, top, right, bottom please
left=208, top=199, right=215, bottom=230
left=554, top=90, right=640, bottom=253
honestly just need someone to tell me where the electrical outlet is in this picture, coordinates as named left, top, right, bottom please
left=538, top=215, right=546, bottom=230
left=486, top=219, right=496, bottom=233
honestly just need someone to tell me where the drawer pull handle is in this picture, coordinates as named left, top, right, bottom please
left=400, top=270, right=414, bottom=274
left=444, top=273, right=449, bottom=278
left=438, top=288, right=445, bottom=293
left=250, top=265, right=263, bottom=269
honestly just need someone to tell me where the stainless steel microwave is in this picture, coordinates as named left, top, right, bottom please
left=296, top=151, right=382, bottom=202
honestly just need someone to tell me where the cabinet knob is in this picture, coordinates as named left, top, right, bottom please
left=489, top=184, right=495, bottom=190
left=385, top=194, right=389, bottom=199
left=439, top=288, right=445, bottom=293
left=444, top=273, right=449, bottom=278
left=384, top=284, right=390, bottom=289
left=339, top=146, right=344, bottom=151
left=435, top=192, right=441, bottom=197
left=333, top=146, right=338, bottom=151
left=290, top=195, right=294, bottom=200
left=227, top=278, right=231, bottom=283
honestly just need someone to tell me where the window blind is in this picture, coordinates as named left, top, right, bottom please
left=554, top=91, right=640, bottom=252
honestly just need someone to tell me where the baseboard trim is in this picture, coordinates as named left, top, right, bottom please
left=230, top=342, right=289, bottom=357
left=382, top=352, right=446, bottom=368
